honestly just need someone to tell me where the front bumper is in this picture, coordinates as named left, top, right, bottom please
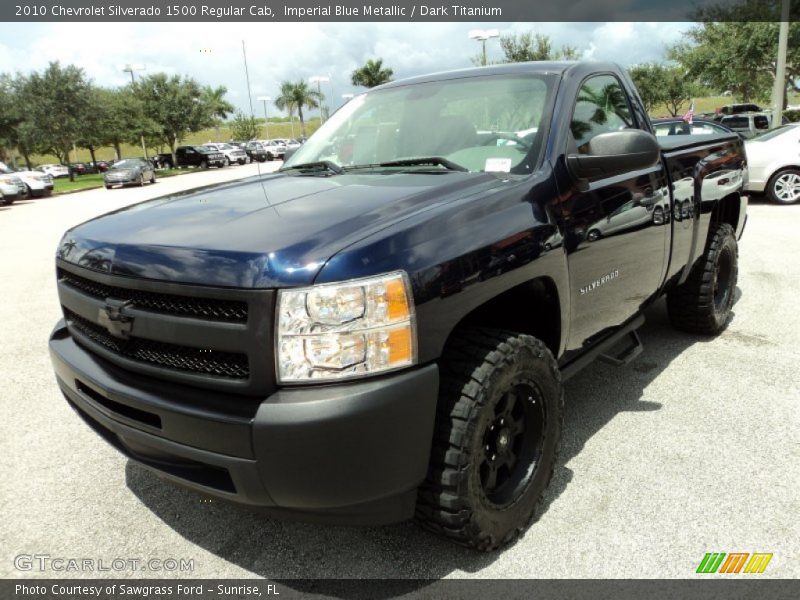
left=105, top=177, right=136, bottom=186
left=49, top=320, right=438, bottom=524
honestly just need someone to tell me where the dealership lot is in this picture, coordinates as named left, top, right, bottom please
left=1, top=170, right=798, bottom=579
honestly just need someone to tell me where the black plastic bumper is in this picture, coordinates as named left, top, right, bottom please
left=49, top=320, right=439, bottom=524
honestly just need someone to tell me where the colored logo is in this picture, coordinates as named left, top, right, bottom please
left=696, top=552, right=773, bottom=574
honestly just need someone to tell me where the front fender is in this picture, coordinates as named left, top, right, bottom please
left=316, top=174, right=570, bottom=362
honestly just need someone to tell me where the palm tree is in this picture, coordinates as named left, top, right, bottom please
left=274, top=81, right=321, bottom=138
left=350, top=58, right=394, bottom=88
left=201, top=85, right=234, bottom=132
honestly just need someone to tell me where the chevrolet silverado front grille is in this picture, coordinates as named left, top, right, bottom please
left=65, top=309, right=250, bottom=379
left=58, top=269, right=248, bottom=322
left=56, top=262, right=276, bottom=395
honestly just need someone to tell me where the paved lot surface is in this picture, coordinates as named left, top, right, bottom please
left=1, top=171, right=798, bottom=581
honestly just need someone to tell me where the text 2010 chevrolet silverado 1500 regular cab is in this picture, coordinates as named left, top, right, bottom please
left=49, top=62, right=747, bottom=550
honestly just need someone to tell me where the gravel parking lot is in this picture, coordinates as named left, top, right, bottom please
left=1, top=170, right=798, bottom=580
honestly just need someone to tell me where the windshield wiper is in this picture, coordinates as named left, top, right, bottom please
left=279, top=160, right=343, bottom=175
left=347, top=157, right=469, bottom=172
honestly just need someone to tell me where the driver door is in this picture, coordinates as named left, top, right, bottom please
left=555, top=74, right=668, bottom=352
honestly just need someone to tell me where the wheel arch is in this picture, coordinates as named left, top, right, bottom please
left=709, top=192, right=743, bottom=232
left=440, top=276, right=563, bottom=359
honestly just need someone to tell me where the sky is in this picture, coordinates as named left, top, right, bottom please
left=0, top=21, right=692, bottom=116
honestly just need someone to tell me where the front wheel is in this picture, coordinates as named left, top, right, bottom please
left=416, top=328, right=563, bottom=551
left=667, top=222, right=738, bottom=334
left=200, top=160, right=209, bottom=169
left=767, top=168, right=800, bottom=204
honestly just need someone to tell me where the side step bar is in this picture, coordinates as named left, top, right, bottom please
left=560, top=314, right=645, bottom=381
left=598, top=330, right=643, bottom=367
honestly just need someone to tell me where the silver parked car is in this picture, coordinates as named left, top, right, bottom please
left=104, top=158, right=156, bottom=189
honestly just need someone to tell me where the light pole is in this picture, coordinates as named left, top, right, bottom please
left=257, top=96, right=271, bottom=139
left=309, top=75, right=330, bottom=124
left=770, top=0, right=791, bottom=129
left=468, top=29, right=499, bottom=66
left=122, top=63, right=148, bottom=160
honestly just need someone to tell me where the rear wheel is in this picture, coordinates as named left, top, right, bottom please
left=767, top=168, right=800, bottom=204
left=416, top=328, right=562, bottom=551
left=138, top=174, right=145, bottom=187
left=667, top=222, right=738, bottom=334
left=150, top=173, right=156, bottom=184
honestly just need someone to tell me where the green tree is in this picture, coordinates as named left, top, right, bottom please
left=21, top=62, right=93, bottom=165
left=628, top=63, right=668, bottom=114
left=201, top=85, right=235, bottom=123
left=492, top=32, right=580, bottom=65
left=98, top=87, right=154, bottom=159
left=662, top=67, right=697, bottom=117
left=669, top=1, right=800, bottom=106
left=132, top=73, right=211, bottom=154
left=351, top=58, right=394, bottom=88
left=229, top=110, right=259, bottom=141
left=0, top=75, right=21, bottom=163
left=274, top=81, right=322, bottom=138
left=3, top=74, right=42, bottom=169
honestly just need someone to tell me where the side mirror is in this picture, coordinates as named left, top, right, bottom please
left=567, top=129, right=660, bottom=181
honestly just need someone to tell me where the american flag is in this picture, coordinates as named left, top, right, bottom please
left=682, top=101, right=695, bottom=124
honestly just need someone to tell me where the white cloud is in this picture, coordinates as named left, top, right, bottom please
left=0, top=21, right=691, bottom=114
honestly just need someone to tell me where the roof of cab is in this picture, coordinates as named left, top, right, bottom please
left=372, top=61, right=624, bottom=91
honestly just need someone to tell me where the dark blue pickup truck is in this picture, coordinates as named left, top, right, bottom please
left=49, top=62, right=747, bottom=550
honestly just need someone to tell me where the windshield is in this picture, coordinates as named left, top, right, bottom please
left=751, top=124, right=797, bottom=142
left=112, top=160, right=142, bottom=169
left=285, top=73, right=558, bottom=175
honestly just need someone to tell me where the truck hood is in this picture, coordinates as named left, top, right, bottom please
left=58, top=170, right=494, bottom=288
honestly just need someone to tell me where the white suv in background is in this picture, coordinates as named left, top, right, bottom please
left=203, top=143, right=248, bottom=166
left=259, top=139, right=287, bottom=160
left=37, top=164, right=70, bottom=178
left=0, top=171, right=25, bottom=205
left=0, top=162, right=54, bottom=198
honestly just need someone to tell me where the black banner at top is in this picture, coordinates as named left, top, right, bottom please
left=1, top=0, right=798, bottom=22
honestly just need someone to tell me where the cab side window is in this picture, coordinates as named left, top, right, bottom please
left=570, top=75, right=634, bottom=153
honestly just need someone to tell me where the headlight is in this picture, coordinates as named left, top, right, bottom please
left=276, top=271, right=417, bottom=383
